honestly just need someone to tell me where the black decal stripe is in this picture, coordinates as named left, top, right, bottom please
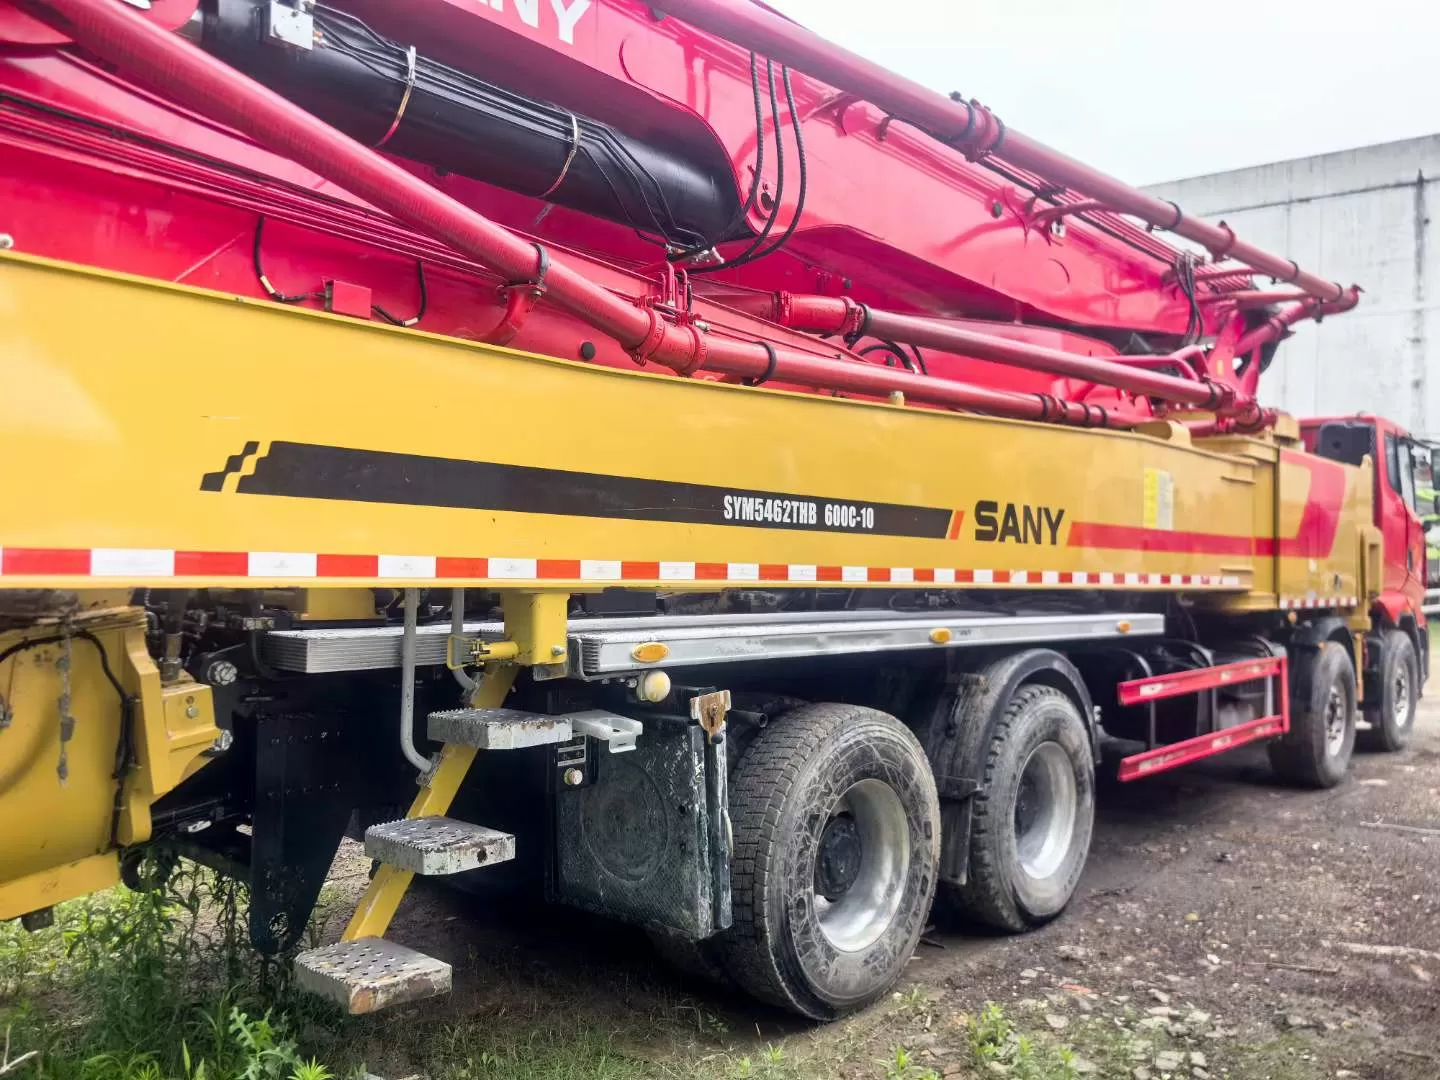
left=200, top=440, right=261, bottom=492
left=230, top=442, right=953, bottom=539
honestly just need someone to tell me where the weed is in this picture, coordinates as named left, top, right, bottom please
left=880, top=1046, right=938, bottom=1080
left=0, top=860, right=341, bottom=1080
left=964, top=1003, right=1080, bottom=1080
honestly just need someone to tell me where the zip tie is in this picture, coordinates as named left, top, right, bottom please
left=375, top=44, right=417, bottom=149
left=538, top=112, right=581, bottom=199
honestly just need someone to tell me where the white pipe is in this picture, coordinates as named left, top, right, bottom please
left=398, top=587, right=430, bottom=772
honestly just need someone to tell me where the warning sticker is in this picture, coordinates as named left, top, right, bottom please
left=1143, top=469, right=1175, bottom=530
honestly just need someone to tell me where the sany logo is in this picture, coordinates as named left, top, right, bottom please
left=485, top=0, right=593, bottom=46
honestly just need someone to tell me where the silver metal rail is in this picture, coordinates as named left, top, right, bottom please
left=265, top=609, right=1164, bottom=678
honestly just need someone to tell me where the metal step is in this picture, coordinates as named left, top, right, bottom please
left=364, top=816, right=516, bottom=875
left=294, top=938, right=450, bottom=1014
left=428, top=707, right=574, bottom=749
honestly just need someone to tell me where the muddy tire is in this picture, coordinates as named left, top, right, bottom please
left=1359, top=630, right=1418, bottom=753
left=952, top=685, right=1094, bottom=933
left=1269, top=641, right=1356, bottom=787
left=717, top=703, right=939, bottom=1019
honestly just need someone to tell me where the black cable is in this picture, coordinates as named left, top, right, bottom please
left=689, top=60, right=786, bottom=275
left=252, top=216, right=319, bottom=303
left=860, top=341, right=918, bottom=373
left=1173, top=252, right=1202, bottom=346
left=671, top=53, right=765, bottom=262
left=0, top=631, right=135, bottom=848
left=734, top=64, right=807, bottom=265
left=371, top=260, right=428, bottom=327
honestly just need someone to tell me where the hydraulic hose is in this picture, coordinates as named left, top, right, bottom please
left=647, top=0, right=1361, bottom=309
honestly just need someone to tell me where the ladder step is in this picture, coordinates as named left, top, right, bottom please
left=428, top=707, right=574, bottom=749
left=294, top=938, right=450, bottom=1014
left=364, top=815, right=516, bottom=875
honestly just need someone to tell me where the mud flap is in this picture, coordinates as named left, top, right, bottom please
left=551, top=714, right=730, bottom=938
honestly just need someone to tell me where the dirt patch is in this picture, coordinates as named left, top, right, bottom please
left=315, top=695, right=1440, bottom=1079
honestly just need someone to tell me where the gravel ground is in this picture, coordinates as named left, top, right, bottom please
left=324, top=686, right=1440, bottom=1079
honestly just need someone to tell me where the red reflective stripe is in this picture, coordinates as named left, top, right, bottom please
left=759, top=564, right=788, bottom=581
left=175, top=550, right=248, bottom=576
left=436, top=556, right=488, bottom=578
left=537, top=559, right=581, bottom=579
left=1, top=548, right=91, bottom=574
left=816, top=565, right=844, bottom=582
left=695, top=562, right=727, bottom=580
left=318, top=553, right=379, bottom=577
left=621, top=561, right=660, bottom=580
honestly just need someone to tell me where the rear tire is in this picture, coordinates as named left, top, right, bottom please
left=952, top=685, right=1094, bottom=933
left=1359, top=630, right=1418, bottom=753
left=718, top=703, right=939, bottom=1019
left=1269, top=640, right=1356, bottom=787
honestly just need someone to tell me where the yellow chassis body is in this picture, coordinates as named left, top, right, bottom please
left=0, top=251, right=1382, bottom=919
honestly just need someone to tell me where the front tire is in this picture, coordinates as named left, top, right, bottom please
left=1269, top=640, right=1356, bottom=787
left=952, top=685, right=1095, bottom=933
left=719, top=704, right=939, bottom=1019
left=1359, top=629, right=1418, bottom=752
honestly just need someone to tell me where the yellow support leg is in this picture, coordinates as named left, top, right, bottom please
left=342, top=663, right=518, bottom=941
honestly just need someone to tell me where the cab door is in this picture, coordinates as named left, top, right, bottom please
left=1383, top=435, right=1430, bottom=605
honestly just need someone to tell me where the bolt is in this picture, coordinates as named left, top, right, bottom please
left=210, top=729, right=234, bottom=753
left=551, top=644, right=566, bottom=657
left=0, top=234, right=14, bottom=250
left=205, top=659, right=239, bottom=686
left=563, top=767, right=585, bottom=787
left=185, top=695, right=199, bottom=719
left=991, top=201, right=1004, bottom=219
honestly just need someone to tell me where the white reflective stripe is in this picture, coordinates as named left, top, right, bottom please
left=1041, top=570, right=1060, bottom=585
left=1147, top=573, right=1163, bottom=585
left=841, top=566, right=868, bottom=582
left=727, top=562, right=760, bottom=582
left=787, top=564, right=817, bottom=582
left=1124, top=572, right=1141, bottom=585
left=934, top=568, right=956, bottom=584
left=659, top=561, right=694, bottom=580
left=580, top=560, right=622, bottom=581
left=973, top=569, right=994, bottom=584
left=1099, top=571, right=1116, bottom=585
left=1009, top=570, right=1029, bottom=584
left=92, top=548, right=175, bottom=577
left=378, top=554, right=436, bottom=579
left=891, top=567, right=914, bottom=583
left=489, top=557, right=537, bottom=580
left=248, top=551, right=318, bottom=578
left=1071, top=571, right=1090, bottom=585
left=1222, top=575, right=1240, bottom=586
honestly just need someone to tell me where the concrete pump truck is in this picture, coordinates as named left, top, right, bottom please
left=0, top=0, right=1433, bottom=1020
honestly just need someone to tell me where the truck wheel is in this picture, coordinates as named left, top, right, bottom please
left=953, top=685, right=1094, bottom=933
left=1359, top=630, right=1418, bottom=752
left=718, top=703, right=939, bottom=1019
left=1269, top=641, right=1356, bottom=787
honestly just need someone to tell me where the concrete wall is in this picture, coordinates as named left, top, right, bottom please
left=1145, top=136, right=1440, bottom=438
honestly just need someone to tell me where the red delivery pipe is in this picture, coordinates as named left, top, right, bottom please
left=648, top=0, right=1359, bottom=308
left=22, top=0, right=1147, bottom=429
left=729, top=293, right=1235, bottom=411
left=1232, top=292, right=1361, bottom=357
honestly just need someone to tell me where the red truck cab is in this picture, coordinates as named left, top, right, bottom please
left=1304, top=415, right=1433, bottom=718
